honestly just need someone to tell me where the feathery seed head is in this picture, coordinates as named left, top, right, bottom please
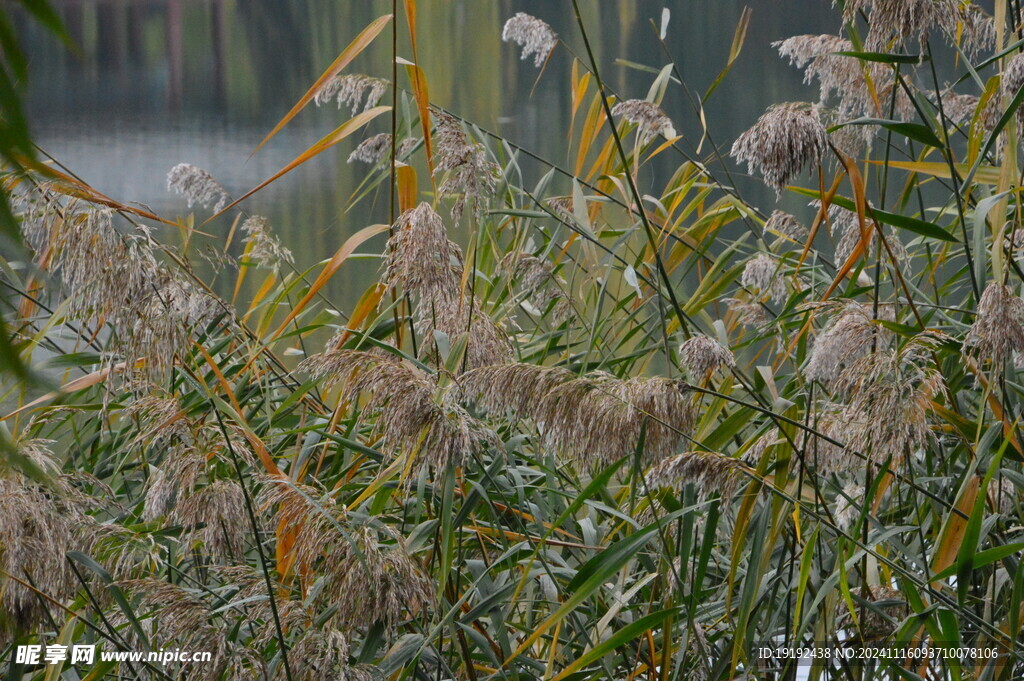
left=15, top=438, right=62, bottom=478
left=838, top=585, right=907, bottom=639
left=741, top=253, right=787, bottom=304
left=775, top=34, right=915, bottom=133
left=33, top=201, right=223, bottom=379
left=834, top=211, right=873, bottom=264
left=502, top=13, right=558, bottom=67
left=611, top=99, right=676, bottom=144
left=167, top=163, right=230, bottom=214
left=174, top=480, right=247, bottom=561
left=1002, top=53, right=1024, bottom=130
left=723, top=297, right=770, bottom=329
left=283, top=628, right=361, bottom=681
left=314, top=74, right=388, bottom=115
left=323, top=526, right=434, bottom=635
left=804, top=302, right=894, bottom=384
left=121, top=579, right=216, bottom=648
left=382, top=202, right=512, bottom=369
left=415, top=294, right=514, bottom=370
left=546, top=196, right=575, bottom=223
left=348, top=133, right=389, bottom=164
left=844, top=0, right=994, bottom=55
left=942, top=90, right=980, bottom=125
left=1004, top=53, right=1024, bottom=96
left=241, top=215, right=293, bottom=268
left=433, top=110, right=500, bottom=222
left=831, top=339, right=940, bottom=468
left=645, top=451, right=745, bottom=502
left=774, top=34, right=851, bottom=70
left=499, top=251, right=572, bottom=321
left=731, top=102, right=827, bottom=195
left=383, top=202, right=463, bottom=304
left=964, top=282, right=1024, bottom=365
left=299, top=350, right=497, bottom=472
left=765, top=210, right=808, bottom=241
left=459, top=364, right=695, bottom=468
left=125, top=272, right=220, bottom=378
left=142, top=466, right=177, bottom=522
left=0, top=478, right=83, bottom=633
left=836, top=483, right=865, bottom=531
left=679, top=335, right=736, bottom=378
left=990, top=476, right=1019, bottom=516
left=257, top=477, right=345, bottom=581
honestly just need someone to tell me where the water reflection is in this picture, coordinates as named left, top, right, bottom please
left=20, top=0, right=836, bottom=301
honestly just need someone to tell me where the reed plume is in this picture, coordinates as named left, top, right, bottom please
left=299, top=349, right=497, bottom=472
left=501, top=13, right=558, bottom=67
left=811, top=201, right=903, bottom=263
left=1002, top=53, right=1024, bottom=133
left=765, top=210, right=808, bottom=241
left=416, top=295, right=515, bottom=370
left=284, top=628, right=378, bottom=681
left=315, top=74, right=388, bottom=114
left=964, top=282, right=1024, bottom=365
left=679, top=335, right=736, bottom=378
left=382, top=203, right=512, bottom=369
left=167, top=163, right=230, bottom=213
left=258, top=479, right=431, bottom=635
left=731, top=103, right=828, bottom=195
left=942, top=90, right=980, bottom=125
left=838, top=585, right=907, bottom=639
left=774, top=33, right=916, bottom=135
left=432, top=110, right=500, bottom=222
left=257, top=477, right=342, bottom=581
left=21, top=196, right=222, bottom=378
left=723, top=297, right=770, bottom=329
left=990, top=477, right=1019, bottom=516
left=611, top=100, right=676, bottom=144
left=843, top=0, right=993, bottom=56
left=347, top=133, right=417, bottom=165
left=120, top=579, right=218, bottom=650
left=174, top=479, right=248, bottom=561
left=835, top=483, right=865, bottom=531
left=241, top=215, right=294, bottom=268
left=645, top=450, right=745, bottom=502
left=741, top=253, right=787, bottom=304
left=0, top=478, right=82, bottom=635
left=498, top=250, right=572, bottom=321
left=382, top=202, right=462, bottom=304
left=830, top=338, right=941, bottom=468
left=459, top=363, right=694, bottom=468
left=320, top=526, right=433, bottom=635
left=804, top=302, right=894, bottom=384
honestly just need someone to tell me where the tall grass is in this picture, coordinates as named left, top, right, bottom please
left=2, top=1, right=1024, bottom=679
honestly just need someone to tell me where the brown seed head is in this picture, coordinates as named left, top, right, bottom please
left=459, top=363, right=694, bottom=468
left=731, top=102, right=827, bottom=195
left=433, top=110, right=501, bottom=222
left=645, top=450, right=745, bottom=502
left=964, top=282, right=1024, bottom=365
left=679, top=335, right=736, bottom=378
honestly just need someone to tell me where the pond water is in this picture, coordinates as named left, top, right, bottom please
left=20, top=0, right=835, bottom=302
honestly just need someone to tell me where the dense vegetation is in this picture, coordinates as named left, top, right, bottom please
left=3, top=1, right=1024, bottom=679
